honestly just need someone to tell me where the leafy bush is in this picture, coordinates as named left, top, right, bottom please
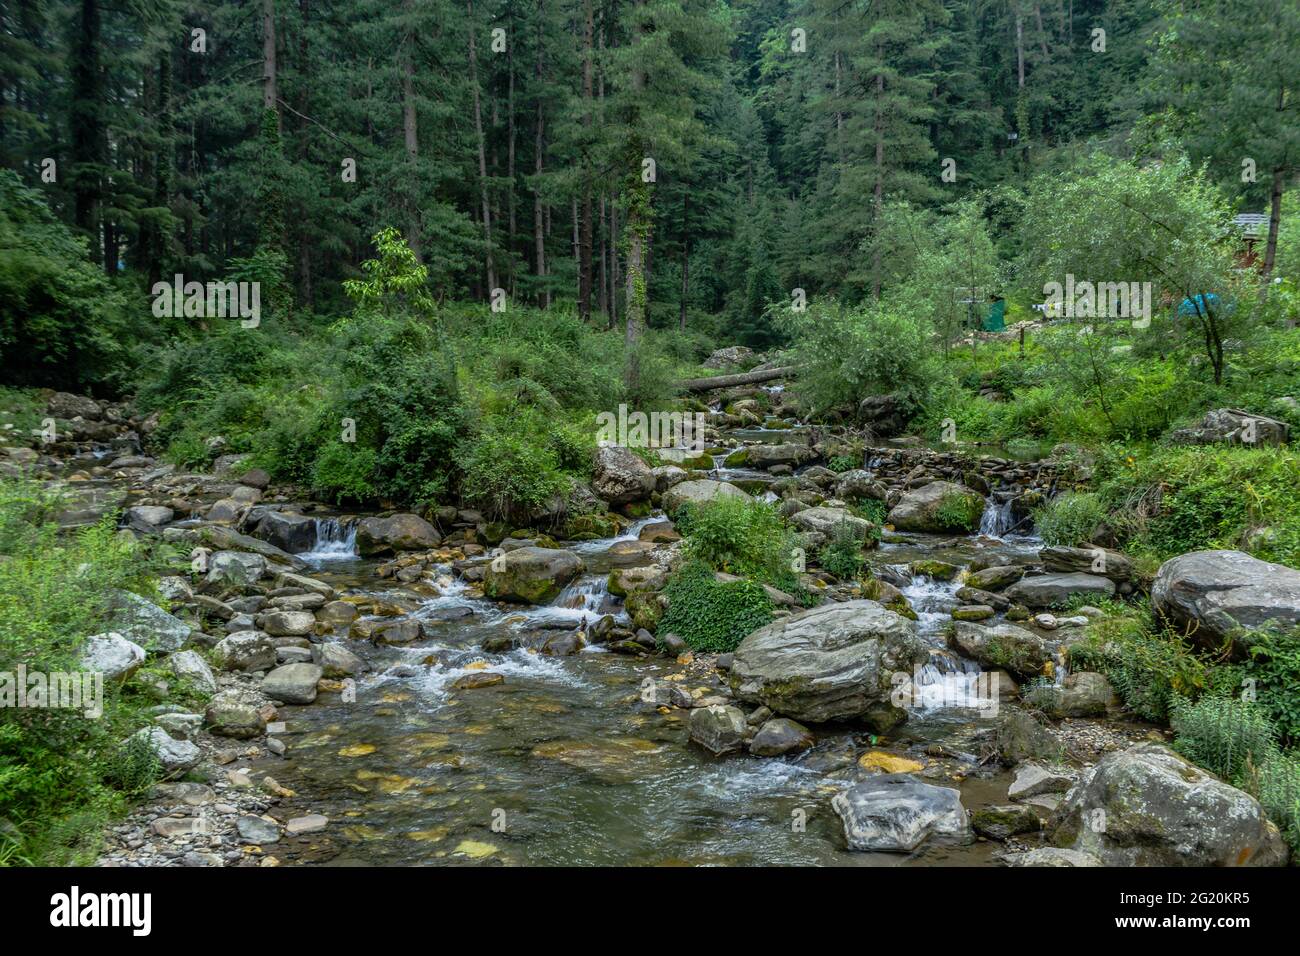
left=674, top=496, right=800, bottom=592
left=1172, top=695, right=1278, bottom=784
left=1033, top=492, right=1106, bottom=547
left=457, top=410, right=568, bottom=522
left=1254, top=752, right=1300, bottom=855
left=934, top=490, right=985, bottom=532
left=658, top=560, right=773, bottom=652
left=1240, top=627, right=1300, bottom=745
left=0, top=479, right=169, bottom=864
left=0, top=171, right=140, bottom=393
left=1067, top=609, right=1216, bottom=722
left=779, top=298, right=937, bottom=417
left=818, top=520, right=867, bottom=580
left=1095, top=445, right=1300, bottom=566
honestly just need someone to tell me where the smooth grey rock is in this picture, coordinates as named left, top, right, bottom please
left=748, top=717, right=814, bottom=757
left=261, top=663, right=323, bottom=704
left=483, top=547, right=583, bottom=604
left=313, top=642, right=365, bottom=678
left=205, top=550, right=267, bottom=588
left=832, top=774, right=970, bottom=852
left=592, top=444, right=657, bottom=505
left=167, top=649, right=217, bottom=695
left=730, top=600, right=927, bottom=726
left=1050, top=743, right=1288, bottom=866
left=79, top=631, right=146, bottom=681
left=130, top=727, right=201, bottom=775
left=688, top=704, right=747, bottom=755
left=1152, top=550, right=1300, bottom=652
left=110, top=590, right=191, bottom=652
left=212, top=631, right=277, bottom=672
left=886, top=481, right=983, bottom=533
left=1004, top=572, right=1114, bottom=608
left=662, top=479, right=752, bottom=515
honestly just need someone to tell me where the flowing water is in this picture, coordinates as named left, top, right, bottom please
left=250, top=427, right=1047, bottom=867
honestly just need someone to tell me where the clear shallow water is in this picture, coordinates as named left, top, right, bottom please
left=253, top=430, right=1049, bottom=866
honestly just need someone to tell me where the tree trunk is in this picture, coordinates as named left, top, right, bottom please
left=262, top=0, right=279, bottom=125
left=872, top=69, right=884, bottom=300
left=467, top=0, right=496, bottom=291
left=623, top=6, right=649, bottom=392
left=533, top=4, right=548, bottom=307
left=70, top=0, right=103, bottom=256
left=507, top=40, right=517, bottom=294
left=401, top=0, right=420, bottom=257
left=297, top=0, right=314, bottom=303
left=679, top=193, right=689, bottom=331
left=578, top=0, right=595, bottom=321
left=679, top=366, right=798, bottom=393
left=1261, top=165, right=1285, bottom=286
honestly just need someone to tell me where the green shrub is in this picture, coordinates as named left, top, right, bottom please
left=0, top=171, right=140, bottom=393
left=658, top=560, right=773, bottom=652
left=818, top=520, right=867, bottom=580
left=1033, top=491, right=1106, bottom=547
left=457, top=411, right=567, bottom=522
left=0, top=479, right=170, bottom=864
left=310, top=443, right=379, bottom=505
left=674, top=496, right=801, bottom=592
left=1254, top=751, right=1300, bottom=855
left=1240, top=626, right=1300, bottom=745
left=1067, top=610, right=1215, bottom=722
left=1172, top=695, right=1277, bottom=783
left=934, top=490, right=985, bottom=532
left=827, top=455, right=857, bottom=473
left=1095, top=445, right=1300, bottom=566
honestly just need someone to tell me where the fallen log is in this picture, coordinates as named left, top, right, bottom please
left=678, top=365, right=798, bottom=393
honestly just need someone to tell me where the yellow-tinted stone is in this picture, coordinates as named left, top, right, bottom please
left=858, top=750, right=925, bottom=774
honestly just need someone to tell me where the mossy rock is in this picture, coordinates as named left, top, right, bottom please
left=910, top=559, right=961, bottom=580
left=565, top=513, right=620, bottom=539
left=723, top=448, right=750, bottom=467
left=625, top=591, right=663, bottom=632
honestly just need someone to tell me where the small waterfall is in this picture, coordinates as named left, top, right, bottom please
left=897, top=565, right=961, bottom=638
left=978, top=497, right=1016, bottom=538
left=907, top=653, right=999, bottom=712
left=300, top=517, right=358, bottom=561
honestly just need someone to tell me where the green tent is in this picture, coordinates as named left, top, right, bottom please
left=983, top=297, right=1006, bottom=332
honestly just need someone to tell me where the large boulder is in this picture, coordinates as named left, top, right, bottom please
left=205, top=551, right=267, bottom=589
left=1169, top=408, right=1289, bottom=447
left=261, top=610, right=316, bottom=637
left=1040, top=545, right=1134, bottom=583
left=662, top=480, right=751, bottom=515
left=47, top=391, right=102, bottom=420
left=1049, top=743, right=1288, bottom=866
left=703, top=345, right=754, bottom=369
left=950, top=621, right=1056, bottom=680
left=730, top=600, right=927, bottom=726
left=212, top=630, right=277, bottom=672
left=886, top=481, right=984, bottom=533
left=261, top=663, right=323, bottom=705
left=355, top=514, right=440, bottom=556
left=1004, top=572, right=1114, bottom=608
left=313, top=642, right=366, bottom=678
left=834, top=470, right=887, bottom=502
left=591, top=445, right=656, bottom=506
left=79, top=632, right=146, bottom=681
left=168, top=649, right=217, bottom=695
left=129, top=727, right=201, bottom=775
left=832, top=774, right=970, bottom=852
left=687, top=705, right=747, bottom=755
left=746, top=443, right=813, bottom=468
left=252, top=511, right=318, bottom=553
left=1152, top=550, right=1300, bottom=653
left=788, top=507, right=873, bottom=541
left=484, top=547, right=584, bottom=604
left=204, top=694, right=266, bottom=738
left=109, top=591, right=191, bottom=652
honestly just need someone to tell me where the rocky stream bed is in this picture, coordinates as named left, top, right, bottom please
left=8, top=385, right=1295, bottom=868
